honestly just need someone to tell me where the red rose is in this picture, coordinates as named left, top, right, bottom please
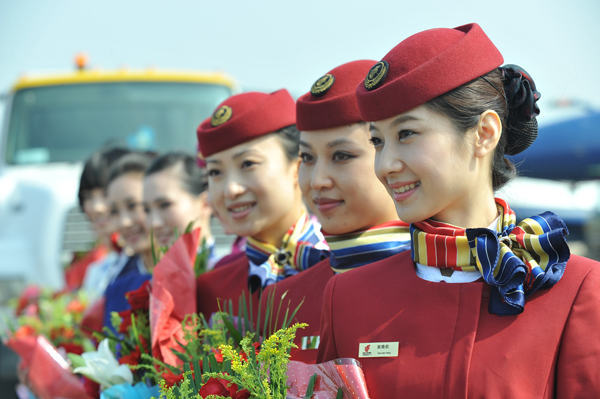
left=125, top=280, right=151, bottom=311
left=83, top=376, right=101, bottom=399
left=118, top=309, right=133, bottom=333
left=233, top=389, right=251, bottom=399
left=161, top=369, right=185, bottom=387
left=119, top=345, right=141, bottom=366
left=60, top=343, right=84, bottom=355
left=199, top=378, right=231, bottom=397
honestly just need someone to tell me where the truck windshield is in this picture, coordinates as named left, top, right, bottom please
left=4, top=82, right=232, bottom=164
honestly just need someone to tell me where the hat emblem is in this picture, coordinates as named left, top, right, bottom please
left=310, top=74, right=335, bottom=96
left=211, top=105, right=233, bottom=127
left=364, top=61, right=389, bottom=91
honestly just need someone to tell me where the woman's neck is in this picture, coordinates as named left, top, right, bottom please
left=433, top=190, right=498, bottom=229
left=252, top=205, right=305, bottom=248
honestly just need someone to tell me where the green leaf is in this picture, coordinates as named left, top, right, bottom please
left=284, top=297, right=305, bottom=330
left=335, top=387, right=343, bottom=399
left=221, top=316, right=243, bottom=346
left=208, top=352, right=220, bottom=373
left=130, top=313, right=145, bottom=355
left=171, top=347, right=191, bottom=363
left=202, top=356, right=210, bottom=373
left=150, top=229, right=158, bottom=266
left=183, top=362, right=196, bottom=392
left=67, top=353, right=86, bottom=369
left=223, top=359, right=232, bottom=375
left=193, top=359, right=202, bottom=392
left=184, top=221, right=195, bottom=234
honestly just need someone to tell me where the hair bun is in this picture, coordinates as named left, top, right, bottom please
left=501, top=64, right=541, bottom=155
left=505, top=117, right=538, bottom=156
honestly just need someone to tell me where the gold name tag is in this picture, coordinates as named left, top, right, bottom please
left=358, top=342, right=399, bottom=358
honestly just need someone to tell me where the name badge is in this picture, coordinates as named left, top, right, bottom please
left=358, top=342, right=399, bottom=358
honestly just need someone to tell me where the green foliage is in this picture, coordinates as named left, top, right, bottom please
left=156, top=323, right=307, bottom=399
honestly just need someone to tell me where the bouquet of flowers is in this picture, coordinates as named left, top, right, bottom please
left=8, top=285, right=94, bottom=355
left=3, top=330, right=92, bottom=399
left=69, top=228, right=202, bottom=397
left=150, top=227, right=201, bottom=367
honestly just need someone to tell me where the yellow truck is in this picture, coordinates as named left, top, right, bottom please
left=0, top=59, right=237, bottom=299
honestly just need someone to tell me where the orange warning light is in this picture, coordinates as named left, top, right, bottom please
left=75, top=53, right=89, bottom=70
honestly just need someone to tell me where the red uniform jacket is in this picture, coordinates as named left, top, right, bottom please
left=317, top=251, right=600, bottom=398
left=196, top=255, right=258, bottom=322
left=260, top=259, right=335, bottom=364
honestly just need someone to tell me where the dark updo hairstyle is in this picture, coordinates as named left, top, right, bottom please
left=425, top=66, right=540, bottom=191
left=145, top=152, right=208, bottom=195
left=274, top=124, right=301, bottom=162
left=106, top=151, right=156, bottom=189
left=78, top=147, right=130, bottom=210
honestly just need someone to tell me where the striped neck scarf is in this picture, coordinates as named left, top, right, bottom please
left=246, top=211, right=329, bottom=292
left=325, top=220, right=411, bottom=274
left=411, top=198, right=570, bottom=316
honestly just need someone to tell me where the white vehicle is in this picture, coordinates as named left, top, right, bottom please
left=0, top=62, right=238, bottom=305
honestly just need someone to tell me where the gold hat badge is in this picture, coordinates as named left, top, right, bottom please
left=311, top=74, right=335, bottom=97
left=211, top=105, right=233, bottom=127
left=364, top=61, right=389, bottom=91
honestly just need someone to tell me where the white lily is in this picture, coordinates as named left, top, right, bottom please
left=72, top=338, right=133, bottom=389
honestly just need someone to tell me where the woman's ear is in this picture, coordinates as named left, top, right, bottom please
left=291, top=156, right=301, bottom=186
left=474, top=110, right=502, bottom=159
left=197, top=191, right=213, bottom=218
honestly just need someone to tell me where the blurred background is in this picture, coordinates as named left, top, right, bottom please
left=0, top=0, right=599, bottom=395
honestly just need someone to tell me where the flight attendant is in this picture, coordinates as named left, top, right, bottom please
left=195, top=90, right=329, bottom=320
left=103, top=152, right=156, bottom=330
left=317, top=23, right=600, bottom=397
left=143, top=152, right=217, bottom=269
left=260, top=61, right=410, bottom=364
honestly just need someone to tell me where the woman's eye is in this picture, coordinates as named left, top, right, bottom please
left=398, top=130, right=416, bottom=140
left=300, top=152, right=314, bottom=163
left=208, top=169, right=221, bottom=177
left=159, top=201, right=171, bottom=210
left=369, top=137, right=383, bottom=147
left=241, top=160, right=256, bottom=169
left=333, top=152, right=354, bottom=162
left=127, top=202, right=138, bottom=211
left=143, top=206, right=150, bottom=214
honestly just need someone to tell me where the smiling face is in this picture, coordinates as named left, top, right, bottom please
left=299, top=123, right=398, bottom=234
left=370, top=104, right=498, bottom=228
left=206, top=134, right=303, bottom=246
left=107, top=172, right=150, bottom=254
left=82, top=188, right=113, bottom=242
left=143, top=165, right=210, bottom=247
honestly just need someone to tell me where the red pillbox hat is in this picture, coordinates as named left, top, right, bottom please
left=356, top=23, right=504, bottom=122
left=196, top=89, right=296, bottom=157
left=296, top=60, right=376, bottom=131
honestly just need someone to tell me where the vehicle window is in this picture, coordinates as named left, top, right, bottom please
left=5, top=82, right=231, bottom=164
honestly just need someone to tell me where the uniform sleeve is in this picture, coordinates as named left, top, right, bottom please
left=556, top=262, right=600, bottom=398
left=316, top=275, right=339, bottom=363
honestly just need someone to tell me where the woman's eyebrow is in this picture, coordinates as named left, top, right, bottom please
left=326, top=138, right=352, bottom=149
left=390, top=114, right=420, bottom=128
left=299, top=140, right=312, bottom=149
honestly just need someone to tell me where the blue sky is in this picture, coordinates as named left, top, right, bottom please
left=1, top=0, right=599, bottom=125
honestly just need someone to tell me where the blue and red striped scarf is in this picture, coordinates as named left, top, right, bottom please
left=411, top=198, right=570, bottom=315
left=325, top=220, right=411, bottom=274
left=246, top=211, right=329, bottom=292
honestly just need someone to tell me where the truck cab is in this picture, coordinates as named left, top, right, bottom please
left=0, top=64, right=238, bottom=303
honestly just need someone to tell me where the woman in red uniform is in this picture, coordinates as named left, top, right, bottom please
left=317, top=23, right=600, bottom=397
left=261, top=61, right=410, bottom=364
left=195, top=90, right=329, bottom=320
